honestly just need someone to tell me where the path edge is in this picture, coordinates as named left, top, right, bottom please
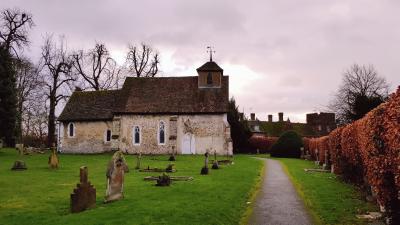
left=278, top=160, right=322, bottom=225
left=239, top=158, right=266, bottom=225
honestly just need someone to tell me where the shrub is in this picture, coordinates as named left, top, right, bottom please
left=270, top=130, right=303, bottom=158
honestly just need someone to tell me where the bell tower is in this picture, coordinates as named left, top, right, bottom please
left=197, top=47, right=223, bottom=88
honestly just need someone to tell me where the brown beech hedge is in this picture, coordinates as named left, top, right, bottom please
left=304, top=86, right=400, bottom=222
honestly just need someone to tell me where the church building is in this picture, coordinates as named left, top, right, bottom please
left=57, top=60, right=232, bottom=155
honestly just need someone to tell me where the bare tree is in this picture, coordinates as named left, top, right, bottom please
left=41, top=35, right=75, bottom=146
left=72, top=43, right=122, bottom=90
left=22, top=90, right=48, bottom=146
left=329, top=64, right=389, bottom=124
left=0, top=8, right=34, bottom=56
left=15, top=58, right=43, bottom=141
left=126, top=43, right=159, bottom=77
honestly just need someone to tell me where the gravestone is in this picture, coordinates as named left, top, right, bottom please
left=11, top=160, right=27, bottom=170
left=0, top=139, right=3, bottom=148
left=212, top=151, right=219, bottom=169
left=70, top=166, right=96, bottom=213
left=48, top=147, right=59, bottom=169
left=135, top=152, right=141, bottom=170
left=201, top=152, right=209, bottom=175
left=15, top=143, right=24, bottom=155
left=105, top=151, right=129, bottom=203
left=169, top=147, right=176, bottom=161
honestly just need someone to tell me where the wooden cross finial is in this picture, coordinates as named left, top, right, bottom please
left=207, top=46, right=215, bottom=62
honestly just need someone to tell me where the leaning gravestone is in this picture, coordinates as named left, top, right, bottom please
left=70, top=166, right=96, bottom=213
left=200, top=152, right=209, bottom=175
left=105, top=151, right=129, bottom=203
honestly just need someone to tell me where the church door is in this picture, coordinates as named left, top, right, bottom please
left=182, top=134, right=195, bottom=154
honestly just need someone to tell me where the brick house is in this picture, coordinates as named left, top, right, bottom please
left=57, top=60, right=233, bottom=155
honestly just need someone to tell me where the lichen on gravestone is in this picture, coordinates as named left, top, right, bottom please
left=104, top=151, right=129, bottom=203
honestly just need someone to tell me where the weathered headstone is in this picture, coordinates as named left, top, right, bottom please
left=11, top=160, right=27, bottom=170
left=105, top=151, right=129, bottom=203
left=70, top=166, right=96, bottom=213
left=0, top=139, right=3, bottom=148
left=212, top=151, right=219, bottom=169
left=48, top=147, right=59, bottom=169
left=201, top=152, right=209, bottom=175
left=300, top=147, right=305, bottom=159
left=15, top=143, right=24, bottom=155
left=135, top=152, right=141, bottom=170
left=169, top=147, right=176, bottom=161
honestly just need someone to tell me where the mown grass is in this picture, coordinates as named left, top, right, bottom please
left=272, top=156, right=378, bottom=225
left=0, top=148, right=263, bottom=225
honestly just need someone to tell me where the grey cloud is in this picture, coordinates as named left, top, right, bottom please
left=1, top=0, right=400, bottom=122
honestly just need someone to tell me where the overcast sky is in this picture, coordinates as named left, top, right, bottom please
left=2, top=0, right=400, bottom=122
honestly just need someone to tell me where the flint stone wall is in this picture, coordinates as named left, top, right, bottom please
left=119, top=114, right=230, bottom=155
left=59, top=114, right=232, bottom=155
left=60, top=121, right=113, bottom=153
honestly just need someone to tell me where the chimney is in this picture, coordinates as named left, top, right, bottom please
left=239, top=113, right=244, bottom=121
left=250, top=113, right=255, bottom=121
left=278, top=112, right=284, bottom=122
left=268, top=114, right=273, bottom=122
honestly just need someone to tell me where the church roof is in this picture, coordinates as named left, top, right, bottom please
left=196, top=61, right=223, bottom=72
left=58, top=76, right=229, bottom=122
left=58, top=90, right=120, bottom=121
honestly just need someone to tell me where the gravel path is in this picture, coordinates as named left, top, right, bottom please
left=248, top=158, right=313, bottom=225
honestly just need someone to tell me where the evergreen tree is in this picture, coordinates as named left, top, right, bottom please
left=0, top=45, right=17, bottom=146
left=227, top=97, right=253, bottom=153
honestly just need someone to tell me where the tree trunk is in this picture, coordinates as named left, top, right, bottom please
left=47, top=95, right=56, bottom=147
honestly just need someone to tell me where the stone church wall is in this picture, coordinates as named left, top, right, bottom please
left=59, top=114, right=232, bottom=155
left=59, top=121, right=113, bottom=153
left=119, top=114, right=231, bottom=155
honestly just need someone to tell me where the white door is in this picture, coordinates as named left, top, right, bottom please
left=182, top=134, right=195, bottom=154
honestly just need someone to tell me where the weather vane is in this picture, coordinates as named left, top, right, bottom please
left=207, top=46, right=215, bottom=62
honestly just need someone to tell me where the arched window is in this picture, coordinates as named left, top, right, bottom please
left=68, top=122, right=75, bottom=137
left=159, top=121, right=165, bottom=145
left=105, top=129, right=112, bottom=142
left=207, top=72, right=213, bottom=85
left=133, top=126, right=140, bottom=145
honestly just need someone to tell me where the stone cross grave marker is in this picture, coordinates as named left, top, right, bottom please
left=70, top=166, right=96, bottom=213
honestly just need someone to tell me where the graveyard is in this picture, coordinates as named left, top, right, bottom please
left=0, top=148, right=263, bottom=225
left=1, top=147, right=384, bottom=225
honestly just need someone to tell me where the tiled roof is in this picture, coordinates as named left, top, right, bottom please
left=58, top=76, right=229, bottom=121
left=196, top=61, right=223, bottom=72
left=58, top=90, right=120, bottom=121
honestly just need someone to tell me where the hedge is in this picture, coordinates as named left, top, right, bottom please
left=248, top=134, right=278, bottom=153
left=304, top=86, right=400, bottom=223
left=270, top=130, right=303, bottom=158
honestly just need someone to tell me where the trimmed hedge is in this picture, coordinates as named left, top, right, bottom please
left=304, top=86, right=400, bottom=223
left=248, top=134, right=278, bottom=153
left=271, top=130, right=303, bottom=158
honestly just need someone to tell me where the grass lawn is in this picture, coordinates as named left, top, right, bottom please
left=272, top=156, right=379, bottom=225
left=0, top=148, right=263, bottom=225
